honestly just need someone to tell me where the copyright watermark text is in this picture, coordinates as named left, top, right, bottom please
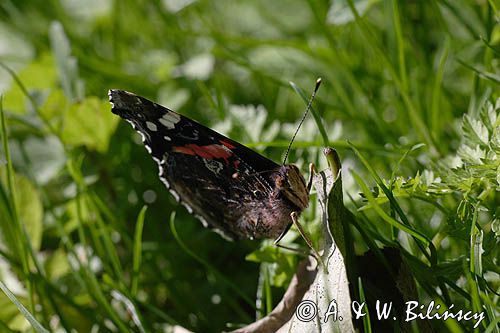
left=295, top=300, right=485, bottom=329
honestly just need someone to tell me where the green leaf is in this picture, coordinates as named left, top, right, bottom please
left=2, top=53, right=57, bottom=114
left=457, top=144, right=485, bottom=165
left=11, top=135, right=66, bottom=185
left=39, top=88, right=70, bottom=123
left=462, top=114, right=489, bottom=147
left=14, top=176, right=43, bottom=251
left=479, top=101, right=499, bottom=133
left=44, top=248, right=71, bottom=280
left=61, top=96, right=119, bottom=153
left=246, top=245, right=297, bottom=287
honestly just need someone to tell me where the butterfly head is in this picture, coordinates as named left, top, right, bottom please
left=275, top=165, right=309, bottom=211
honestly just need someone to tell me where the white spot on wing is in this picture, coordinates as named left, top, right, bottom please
left=159, top=176, right=169, bottom=187
left=169, top=189, right=180, bottom=201
left=181, top=202, right=194, bottom=214
left=154, top=156, right=181, bottom=203
left=166, top=112, right=181, bottom=123
left=195, top=214, right=209, bottom=227
left=159, top=173, right=179, bottom=201
left=159, top=112, right=181, bottom=129
left=146, top=121, right=157, bottom=131
left=164, top=136, right=171, bottom=141
left=108, top=90, right=115, bottom=106
left=127, top=120, right=147, bottom=143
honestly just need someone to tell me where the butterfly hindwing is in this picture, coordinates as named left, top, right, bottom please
left=109, top=89, right=281, bottom=239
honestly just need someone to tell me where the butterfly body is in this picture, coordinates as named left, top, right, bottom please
left=109, top=90, right=308, bottom=240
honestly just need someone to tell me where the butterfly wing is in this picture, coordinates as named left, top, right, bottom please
left=109, top=89, right=280, bottom=239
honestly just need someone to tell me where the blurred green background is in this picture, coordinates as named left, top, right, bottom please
left=0, top=0, right=499, bottom=332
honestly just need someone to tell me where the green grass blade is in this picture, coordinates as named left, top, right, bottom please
left=457, top=58, right=500, bottom=84
left=0, top=281, right=50, bottom=333
left=263, top=264, right=273, bottom=315
left=357, top=278, right=372, bottom=333
left=0, top=96, right=35, bottom=312
left=349, top=141, right=436, bottom=262
left=431, top=38, right=450, bottom=136
left=351, top=170, right=429, bottom=245
left=345, top=0, right=437, bottom=152
left=484, top=316, right=500, bottom=333
left=392, top=0, right=408, bottom=94
left=390, top=143, right=426, bottom=185
left=111, top=290, right=146, bottom=333
left=131, top=205, right=147, bottom=297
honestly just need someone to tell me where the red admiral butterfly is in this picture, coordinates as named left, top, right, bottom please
left=109, top=82, right=320, bottom=242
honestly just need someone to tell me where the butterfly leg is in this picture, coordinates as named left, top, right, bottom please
left=274, top=243, right=309, bottom=257
left=273, top=222, right=311, bottom=257
left=273, top=225, right=303, bottom=253
left=290, top=211, right=324, bottom=268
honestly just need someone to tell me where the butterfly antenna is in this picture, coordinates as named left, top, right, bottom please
left=282, top=78, right=322, bottom=165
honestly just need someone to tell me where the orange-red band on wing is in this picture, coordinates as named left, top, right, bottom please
left=220, top=140, right=236, bottom=149
left=173, top=144, right=233, bottom=163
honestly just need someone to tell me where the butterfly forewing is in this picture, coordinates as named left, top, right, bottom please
left=109, top=89, right=287, bottom=239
